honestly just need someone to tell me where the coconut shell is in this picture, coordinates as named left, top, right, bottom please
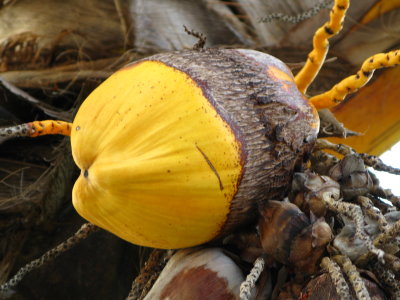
left=71, top=48, right=319, bottom=249
left=144, top=248, right=244, bottom=300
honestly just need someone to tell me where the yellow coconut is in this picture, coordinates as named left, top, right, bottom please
left=70, top=49, right=319, bottom=249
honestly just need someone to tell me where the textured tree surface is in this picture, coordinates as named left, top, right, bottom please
left=0, top=0, right=399, bottom=299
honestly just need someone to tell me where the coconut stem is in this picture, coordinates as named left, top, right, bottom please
left=126, top=249, right=173, bottom=300
left=321, top=193, right=385, bottom=263
left=374, top=219, right=400, bottom=249
left=333, top=255, right=371, bottom=300
left=321, top=257, right=352, bottom=300
left=0, top=223, right=98, bottom=293
left=356, top=196, right=389, bottom=232
left=310, top=49, right=400, bottom=109
left=259, top=0, right=332, bottom=24
left=0, top=120, right=72, bottom=138
left=295, top=0, right=350, bottom=94
left=315, top=139, right=400, bottom=175
left=239, top=256, right=265, bottom=300
left=373, top=262, right=400, bottom=299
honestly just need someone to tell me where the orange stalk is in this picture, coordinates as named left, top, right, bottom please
left=310, top=49, right=400, bottom=109
left=295, top=0, right=349, bottom=94
left=0, top=120, right=72, bottom=138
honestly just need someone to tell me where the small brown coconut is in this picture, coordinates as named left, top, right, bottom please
left=259, top=201, right=332, bottom=275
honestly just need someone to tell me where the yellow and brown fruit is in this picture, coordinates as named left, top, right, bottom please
left=71, top=49, right=319, bottom=249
